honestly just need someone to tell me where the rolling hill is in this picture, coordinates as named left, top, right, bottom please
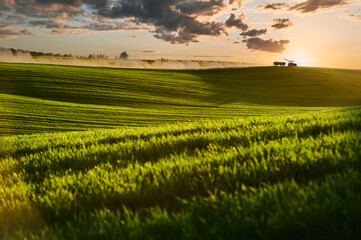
left=1, top=63, right=361, bottom=239
left=1, top=63, right=360, bottom=135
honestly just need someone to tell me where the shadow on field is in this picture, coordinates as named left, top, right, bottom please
left=192, top=67, right=361, bottom=107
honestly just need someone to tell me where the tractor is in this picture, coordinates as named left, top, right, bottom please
left=284, top=58, right=297, bottom=67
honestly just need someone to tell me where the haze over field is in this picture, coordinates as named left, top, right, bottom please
left=0, top=48, right=253, bottom=69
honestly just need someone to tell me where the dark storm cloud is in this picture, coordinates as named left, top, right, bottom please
left=243, top=37, right=289, bottom=53
left=271, top=18, right=293, bottom=30
left=289, top=0, right=350, bottom=13
left=258, top=2, right=289, bottom=10
left=175, top=0, right=225, bottom=16
left=225, top=13, right=248, bottom=30
left=240, top=28, right=267, bottom=37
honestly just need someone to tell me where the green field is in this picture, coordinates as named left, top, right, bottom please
left=1, top=63, right=361, bottom=239
left=1, top=63, right=360, bottom=135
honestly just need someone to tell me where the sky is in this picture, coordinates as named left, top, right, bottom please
left=0, top=0, right=360, bottom=69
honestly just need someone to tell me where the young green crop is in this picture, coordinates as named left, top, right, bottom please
left=1, top=63, right=360, bottom=135
left=1, top=108, right=360, bottom=239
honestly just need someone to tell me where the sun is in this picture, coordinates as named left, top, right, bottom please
left=284, top=52, right=312, bottom=67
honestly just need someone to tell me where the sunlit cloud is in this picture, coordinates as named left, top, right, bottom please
left=240, top=28, right=267, bottom=37
left=257, top=2, right=289, bottom=11
left=289, top=0, right=351, bottom=13
left=346, top=13, right=361, bottom=20
left=0, top=25, right=34, bottom=39
left=258, top=0, right=352, bottom=13
left=271, top=18, right=293, bottom=30
left=225, top=13, right=249, bottom=30
left=242, top=37, right=290, bottom=53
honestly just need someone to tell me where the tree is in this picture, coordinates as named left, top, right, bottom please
left=119, top=51, right=129, bottom=59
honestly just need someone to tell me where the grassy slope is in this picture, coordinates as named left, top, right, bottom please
left=1, top=63, right=360, bottom=135
left=1, top=108, right=361, bottom=239
left=1, top=63, right=361, bottom=238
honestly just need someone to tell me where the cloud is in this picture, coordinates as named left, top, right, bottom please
left=344, top=13, right=361, bottom=20
left=153, top=27, right=200, bottom=44
left=0, top=0, right=14, bottom=6
left=229, top=0, right=243, bottom=5
left=258, top=0, right=351, bottom=13
left=92, top=0, right=229, bottom=43
left=2, top=0, right=83, bottom=22
left=271, top=18, right=293, bottom=30
left=29, top=19, right=62, bottom=29
left=29, top=19, right=80, bottom=34
left=5, top=15, right=26, bottom=24
left=83, top=22, right=133, bottom=31
left=240, top=28, right=267, bottom=37
left=175, top=0, right=226, bottom=16
left=289, top=0, right=351, bottom=13
left=225, top=13, right=248, bottom=30
left=0, top=25, right=34, bottom=39
left=258, top=2, right=289, bottom=10
left=35, top=0, right=81, bottom=7
left=243, top=37, right=290, bottom=53
left=0, top=0, right=248, bottom=44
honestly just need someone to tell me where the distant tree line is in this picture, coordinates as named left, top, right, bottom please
left=3, top=48, right=129, bottom=59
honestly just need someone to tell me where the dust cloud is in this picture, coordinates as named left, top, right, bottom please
left=0, top=49, right=252, bottom=69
